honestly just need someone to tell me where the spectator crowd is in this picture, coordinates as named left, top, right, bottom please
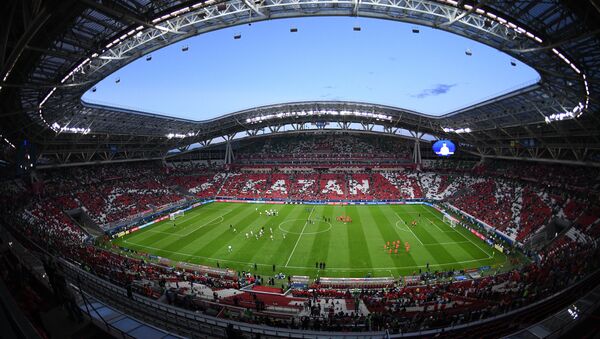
left=0, top=136, right=599, bottom=335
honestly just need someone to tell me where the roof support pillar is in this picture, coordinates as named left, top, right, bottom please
left=412, top=132, right=423, bottom=166
left=223, top=133, right=236, bottom=165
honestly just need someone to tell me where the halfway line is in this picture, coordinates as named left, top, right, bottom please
left=284, top=206, right=315, bottom=267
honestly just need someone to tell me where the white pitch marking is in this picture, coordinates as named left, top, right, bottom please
left=394, top=212, right=424, bottom=245
left=278, top=218, right=332, bottom=235
left=146, top=216, right=224, bottom=236
left=393, top=220, right=413, bottom=233
left=147, top=211, right=231, bottom=238
left=121, top=240, right=497, bottom=271
left=424, top=216, right=448, bottom=233
left=424, top=241, right=470, bottom=245
left=422, top=207, right=492, bottom=259
left=284, top=206, right=315, bottom=267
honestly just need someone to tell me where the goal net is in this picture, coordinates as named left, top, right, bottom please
left=169, top=210, right=185, bottom=221
left=442, top=214, right=459, bottom=228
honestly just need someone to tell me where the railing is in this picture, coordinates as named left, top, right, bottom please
left=74, top=286, right=186, bottom=339
left=3, top=218, right=600, bottom=338
left=57, top=251, right=600, bottom=339
left=506, top=282, right=600, bottom=339
left=58, top=258, right=389, bottom=339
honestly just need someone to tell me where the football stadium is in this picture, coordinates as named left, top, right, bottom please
left=0, top=1, right=599, bottom=338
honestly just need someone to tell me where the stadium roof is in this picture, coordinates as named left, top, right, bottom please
left=79, top=16, right=541, bottom=119
left=1, top=0, right=599, bottom=166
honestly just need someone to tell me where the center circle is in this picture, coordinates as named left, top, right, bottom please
left=278, top=219, right=332, bottom=235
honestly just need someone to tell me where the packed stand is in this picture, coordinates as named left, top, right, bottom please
left=30, top=163, right=186, bottom=227
left=237, top=134, right=412, bottom=164
left=485, top=160, right=600, bottom=191
left=2, top=158, right=600, bottom=335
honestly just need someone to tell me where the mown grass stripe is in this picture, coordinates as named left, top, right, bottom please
left=111, top=202, right=507, bottom=278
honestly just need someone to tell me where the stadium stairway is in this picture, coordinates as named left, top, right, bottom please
left=529, top=223, right=569, bottom=252
left=170, top=184, right=197, bottom=199
left=215, top=172, right=230, bottom=196
left=565, top=226, right=592, bottom=243
left=67, top=208, right=105, bottom=238
left=534, top=219, right=591, bottom=252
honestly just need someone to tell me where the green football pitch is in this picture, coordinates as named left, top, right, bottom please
left=112, top=202, right=508, bottom=278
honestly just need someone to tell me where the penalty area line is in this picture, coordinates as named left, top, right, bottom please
left=425, top=216, right=451, bottom=233
left=147, top=215, right=224, bottom=236
left=423, top=207, right=492, bottom=259
left=395, top=212, right=424, bottom=245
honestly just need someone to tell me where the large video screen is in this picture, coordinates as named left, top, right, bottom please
left=432, top=140, right=456, bottom=157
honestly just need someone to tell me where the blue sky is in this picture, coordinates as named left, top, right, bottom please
left=82, top=16, right=539, bottom=120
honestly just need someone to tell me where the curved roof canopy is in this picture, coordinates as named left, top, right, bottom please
left=1, top=0, right=599, bottom=165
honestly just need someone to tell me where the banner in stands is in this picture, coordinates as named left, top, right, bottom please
left=176, top=261, right=236, bottom=279
left=318, top=276, right=395, bottom=288
left=214, top=198, right=425, bottom=205
left=403, top=275, right=421, bottom=285
left=467, top=271, right=482, bottom=279
left=191, top=200, right=214, bottom=208
left=113, top=200, right=214, bottom=238
left=290, top=276, right=310, bottom=289
left=216, top=199, right=285, bottom=204
left=470, top=229, right=486, bottom=241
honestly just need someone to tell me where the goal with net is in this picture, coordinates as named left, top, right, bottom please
left=442, top=214, right=459, bottom=228
left=170, top=210, right=185, bottom=220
